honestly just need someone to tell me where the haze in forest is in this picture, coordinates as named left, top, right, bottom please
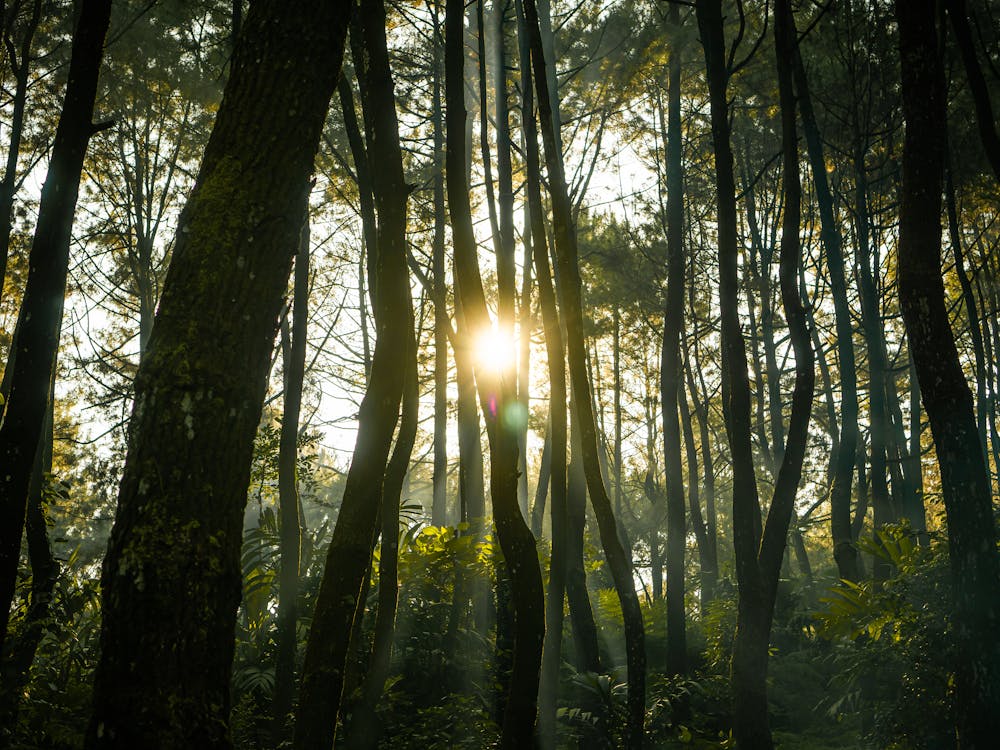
left=1, top=1, right=999, bottom=749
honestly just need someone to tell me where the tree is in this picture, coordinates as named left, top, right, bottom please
left=895, top=1, right=1000, bottom=745
left=445, top=1, right=545, bottom=745
left=294, top=0, right=414, bottom=746
left=0, top=0, right=112, bottom=648
left=85, top=2, right=350, bottom=746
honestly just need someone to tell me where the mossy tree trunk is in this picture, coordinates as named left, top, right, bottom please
left=85, top=3, right=349, bottom=748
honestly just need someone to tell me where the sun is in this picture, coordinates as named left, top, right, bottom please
left=473, top=325, right=516, bottom=374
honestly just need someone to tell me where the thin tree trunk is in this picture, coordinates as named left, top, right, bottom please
left=0, top=0, right=42, bottom=303
left=294, top=1, right=411, bottom=746
left=446, top=2, right=545, bottom=745
left=0, top=385, right=56, bottom=732
left=349, top=314, right=418, bottom=750
left=895, top=3, right=1000, bottom=744
left=272, top=219, right=310, bottom=741
left=0, top=0, right=111, bottom=647
left=520, top=6, right=568, bottom=738
left=87, top=3, right=348, bottom=747
left=523, top=2, right=646, bottom=744
left=661, top=0, right=687, bottom=677
left=791, top=26, right=861, bottom=581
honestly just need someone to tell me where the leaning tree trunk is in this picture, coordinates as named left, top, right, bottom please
left=523, top=1, right=646, bottom=744
left=86, top=3, right=350, bottom=748
left=895, top=2, right=1000, bottom=745
left=294, top=2, right=413, bottom=747
left=445, top=2, right=545, bottom=746
left=0, top=0, right=111, bottom=649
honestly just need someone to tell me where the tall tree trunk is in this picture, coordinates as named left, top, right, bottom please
left=520, top=5, right=568, bottom=738
left=87, top=3, right=349, bottom=747
left=791, top=27, right=861, bottom=581
left=852, top=146, right=895, bottom=581
left=660, top=0, right=687, bottom=677
left=0, top=0, right=111, bottom=648
left=446, top=2, right=545, bottom=745
left=294, top=2, right=411, bottom=747
left=895, top=3, right=1000, bottom=745
left=431, top=0, right=449, bottom=526
left=523, top=2, right=646, bottom=744
left=349, top=316, right=418, bottom=750
left=272, top=219, right=310, bottom=741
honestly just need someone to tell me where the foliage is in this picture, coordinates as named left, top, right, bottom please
left=815, top=527, right=957, bottom=749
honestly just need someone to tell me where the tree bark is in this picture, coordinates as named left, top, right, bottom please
left=895, top=3, right=1000, bottom=745
left=86, top=3, right=349, bottom=747
left=446, top=2, right=545, bottom=745
left=294, top=1, right=411, bottom=746
left=523, top=1, right=646, bottom=744
left=521, top=11, right=568, bottom=740
left=0, top=0, right=111, bottom=648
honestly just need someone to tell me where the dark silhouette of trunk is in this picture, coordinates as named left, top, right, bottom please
left=86, top=3, right=349, bottom=747
left=523, top=2, right=646, bottom=744
left=446, top=2, right=545, bottom=745
left=272, top=220, right=310, bottom=741
left=294, top=1, right=411, bottom=747
left=530, top=426, right=551, bottom=536
left=349, top=316, right=418, bottom=750
left=431, top=0, right=449, bottom=526
left=791, top=22, right=861, bottom=582
left=679, top=346, right=715, bottom=615
left=0, top=0, right=111, bottom=649
left=685, top=323, right=718, bottom=595
left=0, top=386, right=56, bottom=734
left=697, top=2, right=816, bottom=747
left=852, top=146, right=895, bottom=581
left=455, top=297, right=487, bottom=525
left=565, top=415, right=601, bottom=673
left=0, top=0, right=42, bottom=303
left=521, top=18, right=567, bottom=745
left=946, top=0, right=1000, bottom=181
left=660, top=0, right=687, bottom=677
left=895, top=3, right=1000, bottom=745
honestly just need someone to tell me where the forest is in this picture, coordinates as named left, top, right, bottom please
left=1, top=0, right=999, bottom=748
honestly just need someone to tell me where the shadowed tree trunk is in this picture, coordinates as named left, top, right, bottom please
left=895, top=2, right=1000, bottom=745
left=446, top=1, right=545, bottom=745
left=660, top=0, right=687, bottom=678
left=272, top=219, right=310, bottom=742
left=294, top=1, right=412, bottom=747
left=0, top=0, right=111, bottom=649
left=790, top=21, right=861, bottom=582
left=86, top=3, right=349, bottom=747
left=696, top=2, right=815, bottom=747
left=518, top=2, right=567, bottom=742
left=523, top=1, right=646, bottom=744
